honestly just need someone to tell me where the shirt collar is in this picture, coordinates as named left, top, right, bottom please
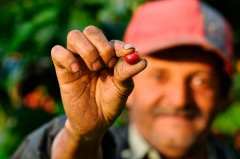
left=128, top=124, right=161, bottom=159
left=127, top=124, right=218, bottom=159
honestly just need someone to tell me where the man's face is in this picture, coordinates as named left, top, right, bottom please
left=127, top=48, right=224, bottom=158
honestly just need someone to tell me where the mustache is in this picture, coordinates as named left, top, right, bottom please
left=151, top=105, right=200, bottom=119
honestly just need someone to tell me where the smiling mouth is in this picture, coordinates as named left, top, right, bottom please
left=152, top=108, right=199, bottom=119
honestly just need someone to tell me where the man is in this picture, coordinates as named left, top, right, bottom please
left=13, top=0, right=236, bottom=159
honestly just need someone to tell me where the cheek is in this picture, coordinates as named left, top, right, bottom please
left=130, top=82, right=163, bottom=126
left=193, top=90, right=217, bottom=123
left=130, top=89, right=156, bottom=118
left=132, top=88, right=163, bottom=116
left=133, top=76, right=163, bottom=106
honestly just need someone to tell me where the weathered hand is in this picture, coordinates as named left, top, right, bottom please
left=51, top=26, right=146, bottom=140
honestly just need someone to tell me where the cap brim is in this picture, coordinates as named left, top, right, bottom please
left=137, top=37, right=233, bottom=75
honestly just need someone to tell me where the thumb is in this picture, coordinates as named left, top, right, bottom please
left=114, top=56, right=147, bottom=93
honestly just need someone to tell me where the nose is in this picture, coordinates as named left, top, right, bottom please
left=166, top=79, right=191, bottom=109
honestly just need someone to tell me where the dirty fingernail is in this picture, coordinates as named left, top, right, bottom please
left=71, top=62, right=80, bottom=73
left=92, top=60, right=102, bottom=71
left=123, top=43, right=135, bottom=50
left=108, top=57, right=117, bottom=68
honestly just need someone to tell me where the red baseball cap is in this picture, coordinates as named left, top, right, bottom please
left=124, top=0, right=234, bottom=75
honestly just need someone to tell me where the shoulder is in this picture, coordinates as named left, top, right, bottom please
left=209, top=135, right=237, bottom=159
left=12, top=115, right=121, bottom=159
left=110, top=123, right=129, bottom=148
left=12, top=115, right=66, bottom=159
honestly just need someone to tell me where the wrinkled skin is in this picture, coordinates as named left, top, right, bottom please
left=127, top=48, right=227, bottom=159
left=51, top=26, right=146, bottom=159
left=50, top=25, right=228, bottom=159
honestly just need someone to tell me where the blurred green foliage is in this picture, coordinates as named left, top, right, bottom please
left=0, top=0, right=240, bottom=158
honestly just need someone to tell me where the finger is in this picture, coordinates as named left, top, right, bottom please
left=114, top=57, right=147, bottom=91
left=67, top=30, right=102, bottom=71
left=109, top=40, right=136, bottom=57
left=51, top=45, right=81, bottom=73
left=83, top=25, right=116, bottom=68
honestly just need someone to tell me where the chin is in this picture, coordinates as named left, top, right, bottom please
left=147, top=126, right=201, bottom=158
left=151, top=137, right=196, bottom=159
left=159, top=150, right=189, bottom=159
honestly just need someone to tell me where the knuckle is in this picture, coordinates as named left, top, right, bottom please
left=85, top=47, right=97, bottom=58
left=105, top=45, right=114, bottom=53
left=78, top=44, right=97, bottom=61
left=100, top=45, right=114, bottom=59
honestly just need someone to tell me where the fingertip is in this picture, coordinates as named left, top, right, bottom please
left=51, top=45, right=61, bottom=56
left=122, top=43, right=135, bottom=50
left=51, top=45, right=64, bottom=64
left=67, top=30, right=81, bottom=45
left=129, top=58, right=147, bottom=74
left=50, top=45, right=82, bottom=73
left=110, top=40, right=137, bottom=57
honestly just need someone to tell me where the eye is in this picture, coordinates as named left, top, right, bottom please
left=192, top=77, right=205, bottom=85
left=191, top=74, right=216, bottom=90
left=150, top=70, right=168, bottom=83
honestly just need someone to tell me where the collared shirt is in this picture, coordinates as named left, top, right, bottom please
left=13, top=115, right=236, bottom=159
left=123, top=124, right=218, bottom=159
left=128, top=125, right=160, bottom=159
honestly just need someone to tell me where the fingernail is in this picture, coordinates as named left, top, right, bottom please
left=123, top=43, right=135, bottom=50
left=71, top=62, right=80, bottom=73
left=108, top=57, right=117, bottom=68
left=92, top=60, right=102, bottom=71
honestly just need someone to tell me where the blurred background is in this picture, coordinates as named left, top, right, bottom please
left=0, top=0, right=240, bottom=158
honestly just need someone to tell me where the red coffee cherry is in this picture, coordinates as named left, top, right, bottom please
left=124, top=51, right=140, bottom=65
